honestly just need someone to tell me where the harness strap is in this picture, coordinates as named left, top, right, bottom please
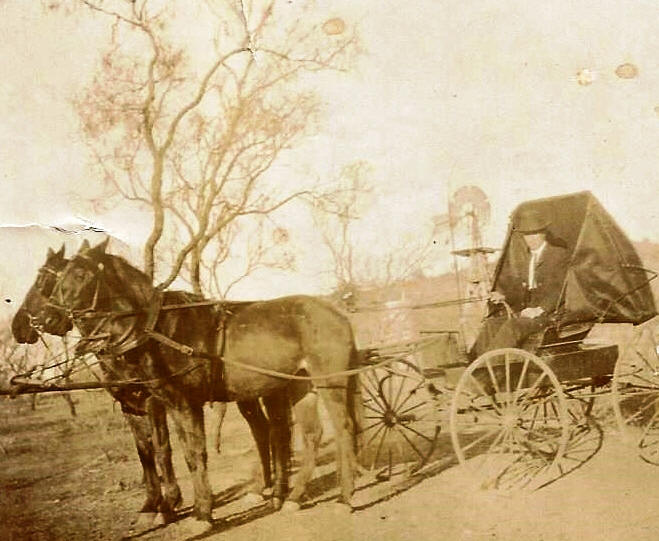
left=146, top=309, right=229, bottom=402
left=102, top=291, right=164, bottom=357
left=211, top=308, right=229, bottom=402
left=147, top=329, right=194, bottom=355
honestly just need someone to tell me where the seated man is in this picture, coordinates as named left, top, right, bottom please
left=469, top=208, right=570, bottom=359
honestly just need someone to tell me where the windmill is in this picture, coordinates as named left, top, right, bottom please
left=448, top=186, right=496, bottom=348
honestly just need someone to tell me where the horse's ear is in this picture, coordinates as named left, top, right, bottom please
left=93, top=238, right=110, bottom=255
left=79, top=239, right=91, bottom=253
left=47, top=247, right=54, bottom=258
left=57, top=243, right=65, bottom=258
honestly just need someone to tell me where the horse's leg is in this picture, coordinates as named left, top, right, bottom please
left=262, top=393, right=292, bottom=510
left=237, top=399, right=272, bottom=497
left=316, top=380, right=356, bottom=506
left=286, top=388, right=322, bottom=506
left=213, top=402, right=228, bottom=454
left=147, top=397, right=181, bottom=523
left=124, top=412, right=162, bottom=514
left=168, top=403, right=212, bottom=524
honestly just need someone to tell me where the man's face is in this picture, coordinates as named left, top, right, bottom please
left=523, top=232, right=546, bottom=251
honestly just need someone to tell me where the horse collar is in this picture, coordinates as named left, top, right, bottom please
left=97, top=290, right=164, bottom=357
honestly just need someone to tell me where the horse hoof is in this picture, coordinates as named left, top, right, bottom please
left=186, top=518, right=213, bottom=537
left=272, top=497, right=283, bottom=511
left=328, top=502, right=353, bottom=515
left=131, top=512, right=157, bottom=533
left=281, top=500, right=301, bottom=513
left=242, top=492, right=265, bottom=505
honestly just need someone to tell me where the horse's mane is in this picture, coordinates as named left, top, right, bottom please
left=96, top=252, right=155, bottom=309
left=90, top=251, right=258, bottom=313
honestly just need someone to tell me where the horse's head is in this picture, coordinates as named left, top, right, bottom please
left=12, top=244, right=68, bottom=344
left=41, top=238, right=110, bottom=336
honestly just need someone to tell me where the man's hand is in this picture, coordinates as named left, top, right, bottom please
left=520, top=306, right=544, bottom=319
left=489, top=291, right=506, bottom=304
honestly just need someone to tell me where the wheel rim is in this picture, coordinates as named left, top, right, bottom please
left=612, top=328, right=659, bottom=464
left=449, top=348, right=569, bottom=490
left=360, top=359, right=442, bottom=476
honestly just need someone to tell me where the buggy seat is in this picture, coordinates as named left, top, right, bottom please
left=521, top=320, right=593, bottom=355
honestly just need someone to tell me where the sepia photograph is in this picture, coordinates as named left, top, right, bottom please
left=2, top=1, right=659, bottom=539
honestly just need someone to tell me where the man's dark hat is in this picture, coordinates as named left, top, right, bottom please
left=513, top=208, right=551, bottom=234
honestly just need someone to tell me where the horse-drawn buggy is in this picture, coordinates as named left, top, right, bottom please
left=6, top=190, right=659, bottom=527
left=357, top=190, right=659, bottom=490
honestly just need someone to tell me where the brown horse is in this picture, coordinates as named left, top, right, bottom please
left=11, top=246, right=182, bottom=524
left=38, top=239, right=363, bottom=526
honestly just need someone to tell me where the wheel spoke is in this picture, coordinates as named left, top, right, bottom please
left=365, top=421, right=387, bottom=448
left=394, top=379, right=426, bottom=413
left=397, top=421, right=436, bottom=443
left=457, top=398, right=503, bottom=422
left=362, top=379, right=387, bottom=411
left=485, top=427, right=507, bottom=455
left=461, top=427, right=502, bottom=453
left=393, top=425, right=426, bottom=461
left=466, top=374, right=503, bottom=415
left=621, top=396, right=659, bottom=426
left=363, top=401, right=384, bottom=415
left=361, top=420, right=385, bottom=434
left=505, top=353, right=511, bottom=404
left=390, top=367, right=410, bottom=411
left=523, top=372, right=549, bottom=402
left=515, top=357, right=531, bottom=393
left=397, top=400, right=427, bottom=418
left=484, top=357, right=501, bottom=395
left=371, top=426, right=390, bottom=469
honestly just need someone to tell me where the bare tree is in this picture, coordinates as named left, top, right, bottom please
left=63, top=0, right=358, bottom=293
left=0, top=323, right=28, bottom=388
left=312, top=161, right=372, bottom=298
left=0, top=320, right=79, bottom=415
left=314, top=161, right=444, bottom=300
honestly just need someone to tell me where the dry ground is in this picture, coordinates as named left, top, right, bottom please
left=2, top=389, right=659, bottom=541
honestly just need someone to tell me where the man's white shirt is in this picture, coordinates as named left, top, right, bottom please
left=528, top=241, right=547, bottom=290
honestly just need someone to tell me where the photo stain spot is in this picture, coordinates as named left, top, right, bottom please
left=322, top=18, right=346, bottom=36
left=576, top=68, right=594, bottom=86
left=615, top=63, right=638, bottom=79
left=5, top=299, right=11, bottom=303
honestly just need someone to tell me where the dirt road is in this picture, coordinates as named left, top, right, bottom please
left=148, top=425, right=659, bottom=541
left=4, top=393, right=659, bottom=541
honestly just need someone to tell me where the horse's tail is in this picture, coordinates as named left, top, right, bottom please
left=347, top=345, right=366, bottom=459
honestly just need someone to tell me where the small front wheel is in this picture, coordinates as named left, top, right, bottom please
left=360, top=359, right=442, bottom=477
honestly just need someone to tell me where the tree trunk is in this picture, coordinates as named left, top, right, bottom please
left=61, top=393, right=77, bottom=417
left=191, top=245, right=203, bottom=295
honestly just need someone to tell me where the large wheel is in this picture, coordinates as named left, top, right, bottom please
left=449, top=348, right=570, bottom=490
left=611, top=329, right=659, bottom=464
left=359, top=359, right=442, bottom=477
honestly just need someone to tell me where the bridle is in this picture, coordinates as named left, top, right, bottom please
left=24, top=259, right=68, bottom=333
left=45, top=254, right=149, bottom=356
left=47, top=254, right=104, bottom=320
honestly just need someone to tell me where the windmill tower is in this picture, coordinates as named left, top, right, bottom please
left=448, top=186, right=495, bottom=349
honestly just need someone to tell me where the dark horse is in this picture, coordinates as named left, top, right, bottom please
left=38, top=240, right=363, bottom=526
left=13, top=246, right=334, bottom=528
left=11, top=246, right=182, bottom=524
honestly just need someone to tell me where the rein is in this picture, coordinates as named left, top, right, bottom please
left=43, top=252, right=445, bottom=385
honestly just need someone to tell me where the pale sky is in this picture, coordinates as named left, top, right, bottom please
left=2, top=0, right=659, bottom=312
